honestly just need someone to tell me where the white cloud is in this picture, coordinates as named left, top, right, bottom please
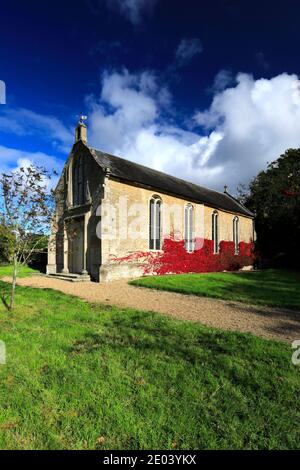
left=103, top=0, right=157, bottom=24
left=0, top=145, right=62, bottom=188
left=175, top=38, right=203, bottom=65
left=87, top=69, right=300, bottom=193
left=211, top=69, right=234, bottom=92
left=0, top=108, right=71, bottom=190
left=194, top=72, right=300, bottom=190
left=3, top=70, right=300, bottom=197
left=87, top=69, right=224, bottom=187
left=0, top=107, right=73, bottom=153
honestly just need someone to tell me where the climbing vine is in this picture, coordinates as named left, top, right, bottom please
left=110, top=237, right=256, bottom=276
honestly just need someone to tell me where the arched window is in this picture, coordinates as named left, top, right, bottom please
left=184, top=204, right=194, bottom=252
left=149, top=195, right=162, bottom=250
left=73, top=155, right=85, bottom=206
left=212, top=211, right=219, bottom=254
left=233, top=216, right=239, bottom=254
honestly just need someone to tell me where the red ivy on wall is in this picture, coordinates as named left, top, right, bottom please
left=111, top=237, right=256, bottom=276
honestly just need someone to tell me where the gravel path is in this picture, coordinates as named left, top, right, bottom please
left=3, top=275, right=300, bottom=343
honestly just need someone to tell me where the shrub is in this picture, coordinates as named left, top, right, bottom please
left=0, top=224, right=14, bottom=264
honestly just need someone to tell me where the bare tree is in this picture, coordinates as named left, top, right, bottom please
left=0, top=164, right=55, bottom=310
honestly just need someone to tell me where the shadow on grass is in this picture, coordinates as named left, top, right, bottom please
left=224, top=301, right=300, bottom=338
left=0, top=281, right=11, bottom=310
left=68, top=310, right=291, bottom=386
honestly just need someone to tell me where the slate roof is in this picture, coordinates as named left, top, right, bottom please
left=90, top=146, right=253, bottom=217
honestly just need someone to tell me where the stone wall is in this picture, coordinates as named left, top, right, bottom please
left=48, top=142, right=254, bottom=283
left=47, top=143, right=105, bottom=278
left=99, top=177, right=254, bottom=282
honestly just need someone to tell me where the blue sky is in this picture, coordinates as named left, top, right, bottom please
left=1, top=0, right=300, bottom=191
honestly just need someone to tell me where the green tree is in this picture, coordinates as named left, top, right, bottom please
left=239, top=148, right=300, bottom=266
left=0, top=224, right=14, bottom=264
left=0, top=165, right=55, bottom=310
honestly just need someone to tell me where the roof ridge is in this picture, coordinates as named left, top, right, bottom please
left=89, top=145, right=254, bottom=218
left=223, top=190, right=251, bottom=214
left=90, top=146, right=229, bottom=199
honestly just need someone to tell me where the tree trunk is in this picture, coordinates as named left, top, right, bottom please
left=9, top=255, right=18, bottom=311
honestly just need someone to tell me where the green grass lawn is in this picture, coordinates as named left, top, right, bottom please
left=130, top=270, right=300, bottom=311
left=0, top=264, right=39, bottom=279
left=0, top=280, right=299, bottom=450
